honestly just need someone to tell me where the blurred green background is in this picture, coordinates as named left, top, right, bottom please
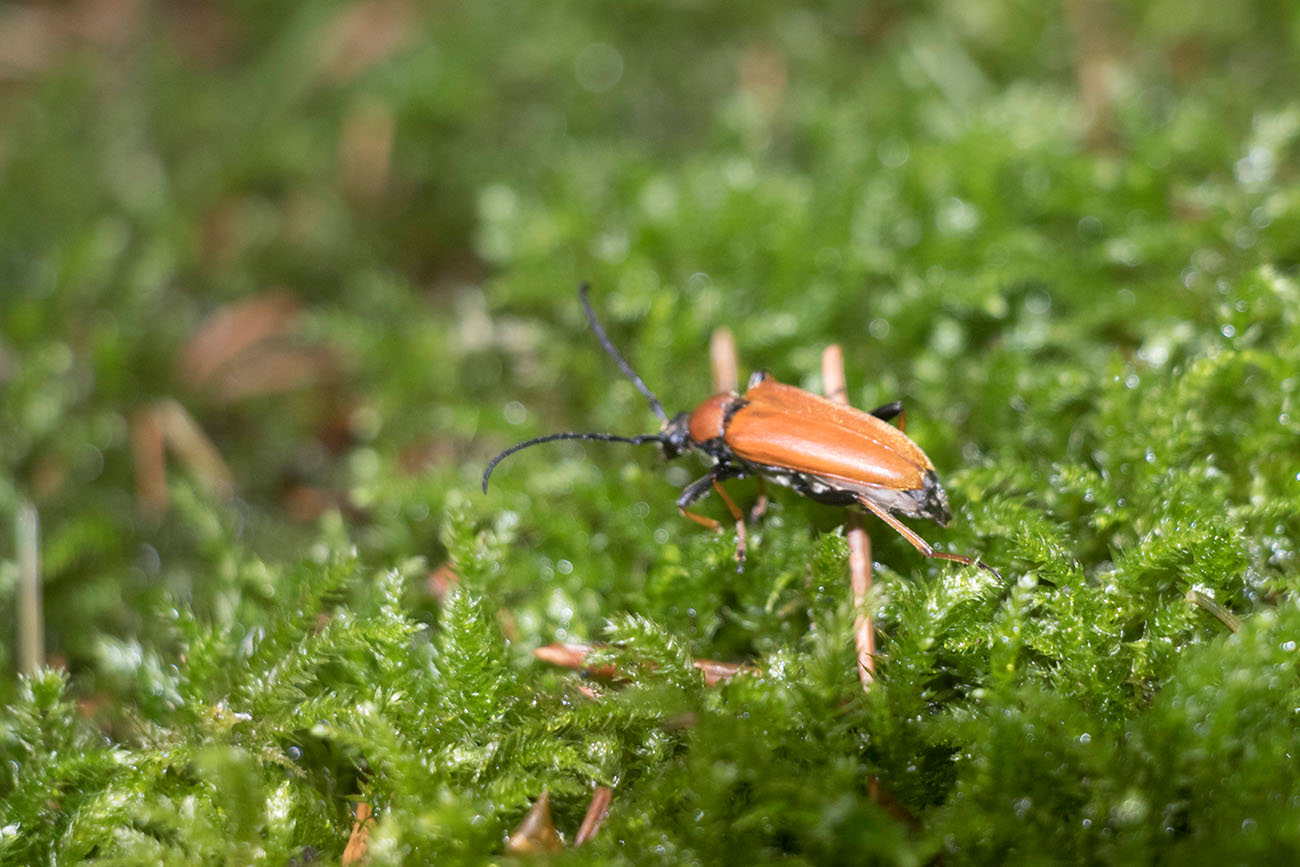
left=3, top=0, right=1300, bottom=863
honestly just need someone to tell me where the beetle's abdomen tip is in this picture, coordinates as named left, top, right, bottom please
left=921, top=470, right=952, bottom=527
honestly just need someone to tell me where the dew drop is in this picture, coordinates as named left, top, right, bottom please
left=575, top=43, right=624, bottom=93
left=877, top=136, right=910, bottom=168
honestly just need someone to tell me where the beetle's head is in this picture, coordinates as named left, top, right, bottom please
left=658, top=412, right=694, bottom=459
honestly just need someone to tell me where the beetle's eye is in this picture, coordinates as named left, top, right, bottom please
left=747, top=370, right=769, bottom=390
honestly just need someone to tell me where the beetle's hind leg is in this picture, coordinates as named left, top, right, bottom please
left=677, top=470, right=749, bottom=569
left=856, top=496, right=1000, bottom=579
left=869, top=400, right=906, bottom=432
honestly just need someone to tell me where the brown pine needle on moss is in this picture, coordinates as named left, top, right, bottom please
left=822, top=344, right=876, bottom=690
left=342, top=801, right=373, bottom=865
left=574, top=786, right=613, bottom=846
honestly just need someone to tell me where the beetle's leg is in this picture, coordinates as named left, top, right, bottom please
left=856, top=497, right=1001, bottom=579
left=748, top=477, right=769, bottom=524
left=869, top=400, right=905, bottom=428
left=711, top=479, right=749, bottom=567
left=677, top=469, right=750, bottom=568
left=677, top=473, right=724, bottom=532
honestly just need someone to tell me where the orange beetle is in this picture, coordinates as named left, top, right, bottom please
left=483, top=285, right=995, bottom=575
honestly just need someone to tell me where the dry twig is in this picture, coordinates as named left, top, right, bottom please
left=821, top=345, right=876, bottom=690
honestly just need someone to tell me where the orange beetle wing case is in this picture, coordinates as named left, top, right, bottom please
left=726, top=377, right=933, bottom=490
left=689, top=374, right=951, bottom=525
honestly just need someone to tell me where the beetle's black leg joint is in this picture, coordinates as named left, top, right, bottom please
left=869, top=400, right=904, bottom=422
left=677, top=473, right=720, bottom=509
left=677, top=464, right=745, bottom=508
left=679, top=471, right=726, bottom=535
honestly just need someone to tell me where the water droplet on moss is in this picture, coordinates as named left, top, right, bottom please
left=1077, top=215, right=1103, bottom=240
left=877, top=136, right=909, bottom=168
left=575, top=43, right=624, bottom=93
left=936, top=197, right=980, bottom=236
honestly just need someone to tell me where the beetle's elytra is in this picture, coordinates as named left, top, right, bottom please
left=483, top=285, right=995, bottom=575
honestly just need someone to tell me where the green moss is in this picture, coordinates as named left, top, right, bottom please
left=4, top=0, right=1300, bottom=862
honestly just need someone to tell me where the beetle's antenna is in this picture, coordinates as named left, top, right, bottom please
left=579, top=284, right=669, bottom=424
left=482, top=431, right=663, bottom=492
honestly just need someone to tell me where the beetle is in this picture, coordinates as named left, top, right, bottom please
left=482, top=285, right=996, bottom=576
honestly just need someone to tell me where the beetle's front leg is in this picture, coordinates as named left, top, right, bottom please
left=710, top=479, right=749, bottom=569
left=677, top=468, right=749, bottom=569
left=677, top=472, right=723, bottom=530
